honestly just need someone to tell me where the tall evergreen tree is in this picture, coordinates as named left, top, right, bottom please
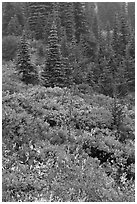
left=44, top=3, right=63, bottom=44
left=65, top=3, right=74, bottom=42
left=58, top=2, right=75, bottom=42
left=42, top=21, right=63, bottom=87
left=79, top=29, right=96, bottom=59
left=73, top=2, right=89, bottom=43
left=112, top=4, right=131, bottom=58
left=124, top=29, right=135, bottom=92
left=105, top=21, right=113, bottom=48
left=53, top=3, right=63, bottom=42
left=112, top=13, right=120, bottom=56
left=43, top=12, right=54, bottom=44
left=92, top=12, right=100, bottom=42
left=62, top=57, right=73, bottom=87
left=118, top=3, right=131, bottom=57
left=16, top=31, right=38, bottom=85
left=60, top=29, right=69, bottom=58
left=85, top=2, right=96, bottom=30
left=27, top=2, right=53, bottom=40
left=35, top=12, right=44, bottom=40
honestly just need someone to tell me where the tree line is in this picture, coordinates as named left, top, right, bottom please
left=2, top=2, right=135, bottom=97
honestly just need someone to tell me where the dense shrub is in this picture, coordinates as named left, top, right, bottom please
left=2, top=86, right=134, bottom=144
left=2, top=86, right=135, bottom=202
left=79, top=128, right=135, bottom=183
left=2, top=35, right=19, bottom=61
left=72, top=106, right=112, bottom=131
left=2, top=139, right=135, bottom=202
left=76, top=83, right=93, bottom=95
left=90, top=94, right=114, bottom=109
left=2, top=62, right=28, bottom=94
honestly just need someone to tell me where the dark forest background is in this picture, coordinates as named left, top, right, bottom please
left=2, top=2, right=135, bottom=96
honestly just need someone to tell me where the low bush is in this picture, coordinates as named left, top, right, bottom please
left=2, top=86, right=135, bottom=201
left=2, top=62, right=28, bottom=94
left=80, top=128, right=135, bottom=182
left=2, top=139, right=135, bottom=202
left=76, top=83, right=93, bottom=95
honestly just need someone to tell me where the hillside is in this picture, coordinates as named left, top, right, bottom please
left=2, top=2, right=135, bottom=202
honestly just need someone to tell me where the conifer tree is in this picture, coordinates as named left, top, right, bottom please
left=92, top=12, right=100, bottom=42
left=58, top=2, right=75, bottom=42
left=27, top=2, right=53, bottom=40
left=53, top=3, right=63, bottom=42
left=35, top=12, right=44, bottom=40
left=58, top=2, right=66, bottom=27
left=127, top=29, right=135, bottom=59
left=105, top=22, right=111, bottom=43
left=60, top=30, right=73, bottom=87
left=112, top=4, right=131, bottom=58
left=112, top=13, right=120, bottom=56
left=44, top=3, right=63, bottom=44
left=60, top=29, right=69, bottom=58
left=73, top=2, right=97, bottom=64
left=16, top=31, right=38, bottom=85
left=85, top=2, right=96, bottom=29
left=124, top=29, right=135, bottom=92
left=64, top=3, right=75, bottom=42
left=111, top=6, right=134, bottom=95
left=62, top=57, right=73, bottom=87
left=42, top=21, right=63, bottom=87
left=79, top=29, right=96, bottom=59
left=43, top=12, right=54, bottom=44
left=94, top=29, right=114, bottom=96
left=68, top=36, right=84, bottom=84
left=73, top=2, right=89, bottom=43
left=118, top=3, right=131, bottom=57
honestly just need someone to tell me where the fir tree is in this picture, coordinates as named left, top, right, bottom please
left=95, top=30, right=116, bottom=96
left=62, top=57, right=73, bottom=87
left=58, top=2, right=75, bottom=42
left=124, top=29, right=135, bottom=92
left=118, top=2, right=131, bottom=57
left=65, top=3, right=74, bottom=42
left=79, top=29, right=96, bottom=59
left=43, top=12, right=54, bottom=44
left=27, top=2, right=53, bottom=40
left=111, top=7, right=134, bottom=95
left=92, top=12, right=100, bottom=42
left=53, top=3, right=63, bottom=42
left=127, top=28, right=135, bottom=59
left=16, top=31, right=38, bottom=85
left=44, top=3, right=63, bottom=44
left=60, top=29, right=69, bottom=58
left=85, top=2, right=96, bottom=29
left=112, top=13, right=120, bottom=56
left=73, top=2, right=89, bottom=43
left=35, top=12, right=44, bottom=40
left=105, top=21, right=112, bottom=47
left=42, top=21, right=63, bottom=87
left=112, top=5, right=130, bottom=58
left=58, top=2, right=66, bottom=27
